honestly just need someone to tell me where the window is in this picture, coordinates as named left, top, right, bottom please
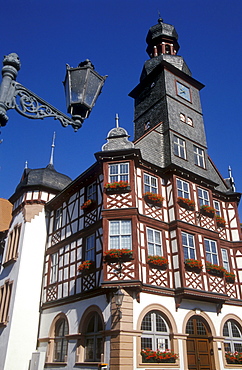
left=109, top=163, right=129, bottom=182
left=4, top=224, right=21, bottom=263
left=182, top=232, right=196, bottom=260
left=147, top=228, right=162, bottom=256
left=223, top=320, right=242, bottom=353
left=0, top=280, right=13, bottom=326
left=194, top=146, right=205, bottom=168
left=177, top=179, right=190, bottom=199
left=54, top=318, right=68, bottom=362
left=198, top=188, right=210, bottom=206
left=213, top=200, right=221, bottom=216
left=187, top=117, right=193, bottom=126
left=180, top=113, right=186, bottom=122
left=109, top=220, right=132, bottom=250
left=50, top=253, right=58, bottom=284
left=85, top=313, right=103, bottom=362
left=54, top=208, right=62, bottom=231
left=144, top=173, right=158, bottom=193
left=221, top=248, right=230, bottom=271
left=174, top=136, right=186, bottom=159
left=141, top=311, right=170, bottom=353
left=85, top=234, right=95, bottom=261
left=204, top=239, right=218, bottom=265
left=87, top=182, right=96, bottom=200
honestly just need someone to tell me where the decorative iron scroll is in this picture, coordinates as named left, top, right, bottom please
left=11, top=82, right=80, bottom=130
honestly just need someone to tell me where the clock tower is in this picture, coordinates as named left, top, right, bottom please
left=130, top=18, right=219, bottom=186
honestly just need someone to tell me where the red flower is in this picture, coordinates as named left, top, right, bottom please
left=104, top=181, right=129, bottom=189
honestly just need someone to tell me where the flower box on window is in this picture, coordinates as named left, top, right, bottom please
left=81, top=199, right=96, bottom=211
left=225, top=351, right=242, bottom=364
left=141, top=349, right=178, bottom=363
left=143, top=192, right=164, bottom=207
left=200, top=205, right=216, bottom=218
left=215, top=215, right=226, bottom=228
left=147, top=256, right=168, bottom=270
left=104, top=248, right=133, bottom=263
left=78, top=260, right=95, bottom=273
left=224, top=271, right=235, bottom=284
left=184, top=259, right=203, bottom=273
left=206, top=261, right=225, bottom=277
left=177, top=197, right=195, bottom=211
left=104, top=181, right=130, bottom=194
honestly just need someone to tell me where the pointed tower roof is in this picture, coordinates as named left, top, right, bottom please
left=10, top=134, right=72, bottom=202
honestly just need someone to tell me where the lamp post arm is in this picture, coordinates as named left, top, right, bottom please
left=11, top=82, right=82, bottom=131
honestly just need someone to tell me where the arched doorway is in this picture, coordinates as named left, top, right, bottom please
left=186, top=316, right=214, bottom=370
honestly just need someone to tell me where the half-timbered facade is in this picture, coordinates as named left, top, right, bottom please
left=1, top=17, right=242, bottom=370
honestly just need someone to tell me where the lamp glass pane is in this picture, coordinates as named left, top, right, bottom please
left=84, top=72, right=102, bottom=107
left=70, top=69, right=87, bottom=104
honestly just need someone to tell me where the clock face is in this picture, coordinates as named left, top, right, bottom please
left=176, top=81, right=191, bottom=101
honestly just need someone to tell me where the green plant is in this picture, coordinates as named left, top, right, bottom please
left=81, top=199, right=95, bottom=210
left=206, top=261, right=225, bottom=275
left=185, top=259, right=203, bottom=270
left=78, top=260, right=94, bottom=272
left=104, top=248, right=133, bottom=261
left=141, top=348, right=178, bottom=363
left=144, top=192, right=164, bottom=204
left=148, top=255, right=168, bottom=268
left=225, top=351, right=242, bottom=364
left=177, top=197, right=195, bottom=209
left=200, top=205, right=216, bottom=216
left=104, top=181, right=130, bottom=189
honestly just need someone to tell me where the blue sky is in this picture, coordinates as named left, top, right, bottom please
left=1, top=0, right=242, bottom=215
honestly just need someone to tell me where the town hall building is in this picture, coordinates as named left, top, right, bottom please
left=1, top=18, right=242, bottom=370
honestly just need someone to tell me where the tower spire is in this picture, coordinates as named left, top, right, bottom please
left=47, top=132, right=56, bottom=169
left=115, top=113, right=119, bottom=128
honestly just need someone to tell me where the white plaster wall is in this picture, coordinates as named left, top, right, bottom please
left=38, top=295, right=110, bottom=370
left=3, top=208, right=47, bottom=370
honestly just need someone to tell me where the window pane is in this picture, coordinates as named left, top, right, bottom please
left=86, top=338, right=94, bottom=360
left=121, top=235, right=131, bottom=249
left=156, top=315, right=167, bottom=332
left=110, top=236, right=119, bottom=249
left=121, top=220, right=131, bottom=234
left=141, top=313, right=152, bottom=331
left=110, top=221, right=119, bottom=235
left=141, top=337, right=152, bottom=350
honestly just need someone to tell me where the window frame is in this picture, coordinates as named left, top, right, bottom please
left=144, top=173, right=158, bottom=194
left=87, top=182, right=97, bottom=201
left=177, top=178, right=190, bottom=199
left=4, top=224, right=21, bottom=264
left=109, top=220, right=132, bottom=250
left=54, top=318, right=69, bottom=363
left=182, top=232, right=196, bottom=260
left=223, top=320, right=242, bottom=353
left=204, top=238, right=218, bottom=265
left=141, top=311, right=170, bottom=354
left=213, top=200, right=221, bottom=216
left=84, top=312, right=103, bottom=362
left=198, top=188, right=210, bottom=206
left=174, top=135, right=186, bottom=159
left=53, top=208, right=62, bottom=231
left=50, top=252, right=58, bottom=285
left=146, top=228, right=163, bottom=256
left=0, top=280, right=13, bottom=326
left=108, top=162, right=129, bottom=183
left=85, top=234, right=95, bottom=261
left=221, top=248, right=230, bottom=272
left=194, top=145, right=205, bottom=168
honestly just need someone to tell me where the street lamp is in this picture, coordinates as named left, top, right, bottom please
left=114, top=287, right=124, bottom=319
left=0, top=53, right=107, bottom=131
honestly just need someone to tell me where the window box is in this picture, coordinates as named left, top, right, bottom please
left=225, top=271, right=235, bottom=284
left=200, top=205, right=216, bottom=218
left=144, top=192, right=164, bottom=207
left=147, top=256, right=168, bottom=269
left=81, top=199, right=96, bottom=211
left=184, top=259, right=203, bottom=273
left=104, top=181, right=130, bottom=194
left=141, top=349, right=178, bottom=363
left=215, top=215, right=226, bottom=228
left=225, top=351, right=242, bottom=364
left=78, top=260, right=95, bottom=273
left=206, top=261, right=225, bottom=277
left=177, top=197, right=195, bottom=211
left=104, top=249, right=133, bottom=263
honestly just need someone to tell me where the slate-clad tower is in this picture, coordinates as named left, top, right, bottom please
left=130, top=18, right=220, bottom=186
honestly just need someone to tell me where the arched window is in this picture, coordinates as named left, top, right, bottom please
left=223, top=320, right=242, bottom=352
left=54, top=318, right=68, bottom=362
left=141, top=311, right=170, bottom=352
left=85, top=312, right=103, bottom=362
